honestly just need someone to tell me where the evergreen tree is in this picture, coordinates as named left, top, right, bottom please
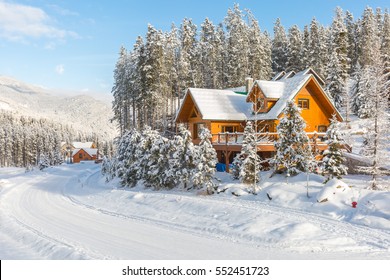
left=286, top=25, right=303, bottom=72
left=38, top=154, right=50, bottom=170
left=171, top=124, right=197, bottom=190
left=326, top=51, right=345, bottom=110
left=322, top=115, right=348, bottom=182
left=274, top=101, right=314, bottom=177
left=224, top=4, right=250, bottom=87
left=238, top=121, right=262, bottom=188
left=272, top=18, right=288, bottom=72
left=192, top=128, right=218, bottom=194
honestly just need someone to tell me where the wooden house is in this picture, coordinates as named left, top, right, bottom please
left=175, top=68, right=344, bottom=172
left=72, top=148, right=98, bottom=163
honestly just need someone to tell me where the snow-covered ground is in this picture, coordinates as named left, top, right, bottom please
left=0, top=163, right=389, bottom=260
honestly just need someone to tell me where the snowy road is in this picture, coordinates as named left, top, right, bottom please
left=0, top=164, right=389, bottom=259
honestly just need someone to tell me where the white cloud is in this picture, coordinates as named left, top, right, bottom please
left=0, top=1, right=78, bottom=42
left=55, top=64, right=65, bottom=75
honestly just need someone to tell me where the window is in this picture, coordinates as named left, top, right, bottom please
left=318, top=125, right=327, bottom=132
left=298, top=98, right=309, bottom=109
left=256, top=97, right=265, bottom=111
left=194, top=123, right=206, bottom=139
left=79, top=153, right=83, bottom=158
left=222, top=126, right=238, bottom=133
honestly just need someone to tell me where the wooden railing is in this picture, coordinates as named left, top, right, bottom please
left=211, top=132, right=327, bottom=145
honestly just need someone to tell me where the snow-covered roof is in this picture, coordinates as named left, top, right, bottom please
left=226, top=86, right=247, bottom=93
left=72, top=148, right=98, bottom=157
left=185, top=88, right=252, bottom=121
left=249, top=70, right=312, bottom=120
left=72, top=141, right=94, bottom=149
left=176, top=68, right=341, bottom=123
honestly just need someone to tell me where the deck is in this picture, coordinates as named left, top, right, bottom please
left=210, top=132, right=329, bottom=172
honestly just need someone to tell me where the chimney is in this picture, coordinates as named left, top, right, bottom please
left=245, top=77, right=253, bottom=93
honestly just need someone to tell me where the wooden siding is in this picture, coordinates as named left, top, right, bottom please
left=72, top=149, right=97, bottom=163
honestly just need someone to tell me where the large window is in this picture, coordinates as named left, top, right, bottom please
left=298, top=98, right=310, bottom=109
left=222, top=125, right=238, bottom=133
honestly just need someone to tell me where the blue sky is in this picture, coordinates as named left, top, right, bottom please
left=0, top=0, right=388, bottom=98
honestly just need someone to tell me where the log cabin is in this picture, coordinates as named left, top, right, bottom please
left=72, top=148, right=98, bottom=163
left=175, top=68, right=344, bottom=172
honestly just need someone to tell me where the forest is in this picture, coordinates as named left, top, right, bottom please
left=112, top=4, right=389, bottom=134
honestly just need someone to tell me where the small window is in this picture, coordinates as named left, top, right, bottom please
left=79, top=153, right=83, bottom=158
left=298, top=99, right=309, bottom=109
left=318, top=125, right=327, bottom=132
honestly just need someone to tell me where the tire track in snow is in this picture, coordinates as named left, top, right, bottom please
left=64, top=169, right=390, bottom=256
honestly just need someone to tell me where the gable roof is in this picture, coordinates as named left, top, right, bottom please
left=175, top=68, right=342, bottom=123
left=175, top=88, right=252, bottom=122
left=72, top=141, right=94, bottom=149
left=247, top=68, right=342, bottom=121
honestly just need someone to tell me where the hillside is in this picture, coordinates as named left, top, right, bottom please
left=0, top=76, right=117, bottom=140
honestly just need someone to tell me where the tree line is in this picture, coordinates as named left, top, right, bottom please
left=112, top=4, right=389, bottom=135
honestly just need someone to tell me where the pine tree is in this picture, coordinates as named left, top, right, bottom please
left=286, top=25, right=303, bottom=72
left=238, top=121, right=262, bottom=188
left=272, top=18, right=288, bottom=72
left=116, top=129, right=142, bottom=187
left=224, top=4, right=250, bottom=87
left=274, top=101, right=314, bottom=177
left=192, top=128, right=218, bottom=194
left=171, top=124, right=197, bottom=190
left=322, top=115, right=348, bottom=182
left=38, top=154, right=50, bottom=170
left=326, top=51, right=345, bottom=110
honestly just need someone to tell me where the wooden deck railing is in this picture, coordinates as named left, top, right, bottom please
left=211, top=132, right=327, bottom=145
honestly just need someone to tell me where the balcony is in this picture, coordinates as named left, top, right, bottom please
left=211, top=132, right=329, bottom=152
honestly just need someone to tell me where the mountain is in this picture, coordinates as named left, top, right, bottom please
left=0, top=76, right=117, bottom=140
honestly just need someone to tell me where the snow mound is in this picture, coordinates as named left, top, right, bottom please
left=316, top=179, right=354, bottom=204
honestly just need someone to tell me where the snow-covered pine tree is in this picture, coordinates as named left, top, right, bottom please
left=171, top=124, right=197, bottom=190
left=140, top=130, right=176, bottom=190
left=322, top=115, right=348, bottom=182
left=199, top=18, right=218, bottom=89
left=247, top=10, right=272, bottom=80
left=286, top=25, right=303, bottom=72
left=309, top=18, right=328, bottom=77
left=224, top=4, right=250, bottom=87
left=345, top=10, right=359, bottom=73
left=192, top=127, right=218, bottom=194
left=359, top=6, right=381, bottom=68
left=236, top=122, right=262, bottom=189
left=115, top=129, right=142, bottom=187
left=111, top=46, right=130, bottom=135
left=300, top=25, right=311, bottom=69
left=272, top=18, right=288, bottom=73
left=273, top=101, right=314, bottom=177
left=326, top=50, right=345, bottom=110
left=135, top=126, right=160, bottom=184
left=38, top=154, right=50, bottom=170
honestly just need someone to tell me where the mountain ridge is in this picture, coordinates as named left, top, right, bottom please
left=0, top=76, right=117, bottom=140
